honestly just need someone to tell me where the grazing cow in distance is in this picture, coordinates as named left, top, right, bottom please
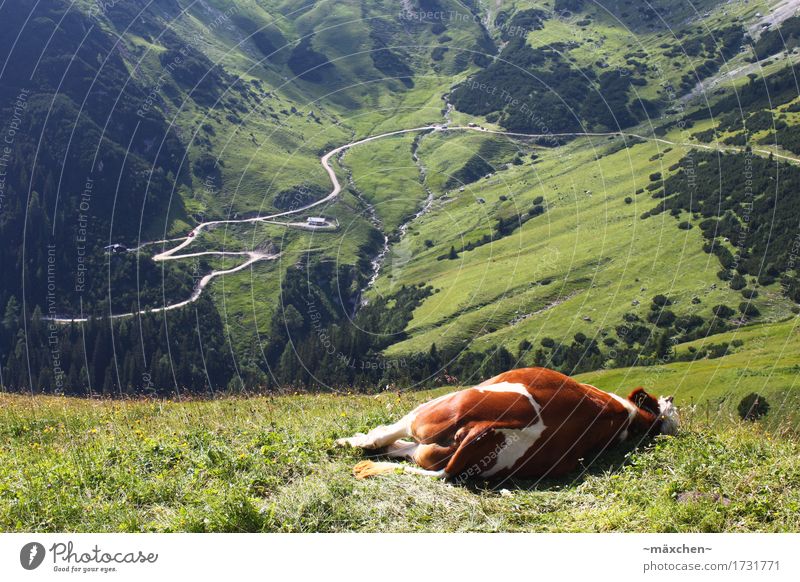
left=336, top=367, right=679, bottom=480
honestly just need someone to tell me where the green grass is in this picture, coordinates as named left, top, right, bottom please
left=372, top=130, right=795, bottom=357
left=577, top=317, right=800, bottom=418
left=346, top=134, right=429, bottom=233
left=1, top=384, right=798, bottom=532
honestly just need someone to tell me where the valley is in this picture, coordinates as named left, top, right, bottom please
left=3, top=0, right=800, bottom=535
left=1, top=0, right=799, bottom=405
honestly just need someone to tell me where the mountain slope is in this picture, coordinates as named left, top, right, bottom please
left=1, top=0, right=799, bottom=397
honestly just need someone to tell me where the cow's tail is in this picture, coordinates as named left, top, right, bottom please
left=352, top=460, right=400, bottom=479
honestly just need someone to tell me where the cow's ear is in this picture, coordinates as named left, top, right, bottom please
left=628, top=387, right=660, bottom=416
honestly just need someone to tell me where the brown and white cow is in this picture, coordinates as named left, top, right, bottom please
left=336, top=367, right=679, bottom=480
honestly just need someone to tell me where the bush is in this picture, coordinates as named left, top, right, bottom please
left=678, top=221, right=692, bottom=230
left=758, top=273, right=776, bottom=286
left=738, top=392, right=770, bottom=421
left=648, top=309, right=676, bottom=327
left=541, top=337, right=556, bottom=348
left=707, top=342, right=730, bottom=358
left=624, top=196, right=633, bottom=204
left=739, top=302, right=761, bottom=317
left=649, top=172, right=662, bottom=182
left=712, top=305, right=736, bottom=318
left=741, top=288, right=759, bottom=299
left=730, top=273, right=747, bottom=290
left=529, top=204, right=545, bottom=216
left=652, top=294, right=672, bottom=307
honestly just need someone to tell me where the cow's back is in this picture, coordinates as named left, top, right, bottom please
left=411, top=368, right=635, bottom=479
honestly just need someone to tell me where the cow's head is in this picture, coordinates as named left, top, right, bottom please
left=627, top=388, right=680, bottom=435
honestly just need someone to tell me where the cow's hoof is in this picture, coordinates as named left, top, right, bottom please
left=335, top=433, right=366, bottom=447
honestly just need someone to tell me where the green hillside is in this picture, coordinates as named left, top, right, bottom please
left=2, top=0, right=800, bottom=401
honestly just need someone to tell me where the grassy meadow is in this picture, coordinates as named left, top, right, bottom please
left=2, top=317, right=799, bottom=533
left=372, top=128, right=796, bottom=357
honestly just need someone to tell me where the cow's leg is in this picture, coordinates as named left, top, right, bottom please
left=335, top=414, right=413, bottom=449
left=384, top=441, right=453, bottom=466
left=384, top=440, right=418, bottom=459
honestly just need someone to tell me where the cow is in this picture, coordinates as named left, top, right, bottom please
left=336, top=367, right=679, bottom=480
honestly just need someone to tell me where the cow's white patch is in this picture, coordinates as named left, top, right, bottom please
left=385, top=440, right=418, bottom=459
left=411, top=390, right=458, bottom=414
left=473, top=382, right=547, bottom=477
left=607, top=391, right=638, bottom=441
left=475, top=381, right=537, bottom=407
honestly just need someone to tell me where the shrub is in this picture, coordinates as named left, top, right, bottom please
left=738, top=302, right=760, bottom=317
left=730, top=273, right=746, bottom=290
left=708, top=342, right=730, bottom=358
left=738, top=393, right=770, bottom=421
left=648, top=309, right=676, bottom=327
left=541, top=337, right=556, bottom=348
left=652, top=294, right=672, bottom=307
left=712, top=305, right=735, bottom=318
left=678, top=221, right=692, bottom=229
left=529, top=204, right=545, bottom=216
left=741, top=288, right=759, bottom=299
left=624, top=196, right=633, bottom=204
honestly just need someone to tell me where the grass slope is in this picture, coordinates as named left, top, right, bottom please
left=577, top=317, right=800, bottom=420
left=375, top=129, right=795, bottom=357
left=1, top=386, right=797, bottom=532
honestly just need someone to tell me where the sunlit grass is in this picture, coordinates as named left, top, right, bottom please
left=1, top=383, right=797, bottom=532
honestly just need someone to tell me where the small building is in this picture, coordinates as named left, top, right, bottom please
left=104, top=243, right=127, bottom=254
left=306, top=217, right=327, bottom=226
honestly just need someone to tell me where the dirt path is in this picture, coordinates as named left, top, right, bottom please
left=49, top=122, right=799, bottom=323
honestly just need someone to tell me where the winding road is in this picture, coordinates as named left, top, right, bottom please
left=49, top=123, right=800, bottom=324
